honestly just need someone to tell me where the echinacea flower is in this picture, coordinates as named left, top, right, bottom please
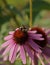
left=0, top=26, right=44, bottom=64
left=30, top=27, right=50, bottom=65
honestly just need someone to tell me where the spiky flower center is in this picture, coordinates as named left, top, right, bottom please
left=13, top=27, right=28, bottom=45
left=31, top=27, right=47, bottom=48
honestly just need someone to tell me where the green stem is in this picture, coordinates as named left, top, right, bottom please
left=30, top=0, right=32, bottom=28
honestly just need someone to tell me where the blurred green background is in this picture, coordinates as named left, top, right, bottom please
left=0, top=0, right=50, bottom=65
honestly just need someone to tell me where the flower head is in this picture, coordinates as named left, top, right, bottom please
left=30, top=27, right=50, bottom=65
left=1, top=26, right=46, bottom=64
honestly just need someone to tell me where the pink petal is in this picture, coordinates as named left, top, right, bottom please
left=29, top=33, right=42, bottom=37
left=43, top=54, right=50, bottom=64
left=9, top=31, right=14, bottom=34
left=9, top=44, right=16, bottom=61
left=28, top=40, right=42, bottom=53
left=2, top=42, right=14, bottom=56
left=29, top=36, right=44, bottom=40
left=3, top=55, right=8, bottom=61
left=28, top=31, right=37, bottom=34
left=16, top=28, right=19, bottom=31
left=33, top=52, right=38, bottom=65
left=1, top=39, right=13, bottom=49
left=24, top=44, right=34, bottom=60
left=36, top=53, right=45, bottom=65
left=10, top=44, right=19, bottom=63
left=32, top=60, right=34, bottom=65
left=29, top=34, right=44, bottom=40
left=20, top=46, right=26, bottom=64
left=4, top=35, right=13, bottom=40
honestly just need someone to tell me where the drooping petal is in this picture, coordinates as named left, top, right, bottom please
left=28, top=30, right=37, bottom=34
left=0, top=39, right=13, bottom=49
left=31, top=52, right=38, bottom=65
left=42, top=47, right=50, bottom=57
left=4, top=35, right=13, bottom=40
left=36, top=53, right=45, bottom=65
left=3, top=55, right=8, bottom=61
left=15, top=28, right=19, bottom=31
left=29, top=34, right=44, bottom=40
left=20, top=45, right=26, bottom=64
left=9, top=44, right=16, bottom=61
left=10, top=44, right=19, bottom=63
left=29, top=33, right=42, bottom=36
left=9, top=31, right=14, bottom=35
left=28, top=40, right=42, bottom=53
left=34, top=52, right=38, bottom=65
left=43, top=54, right=50, bottom=64
left=2, top=42, right=14, bottom=56
left=24, top=44, right=34, bottom=60
left=32, top=60, right=34, bottom=65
